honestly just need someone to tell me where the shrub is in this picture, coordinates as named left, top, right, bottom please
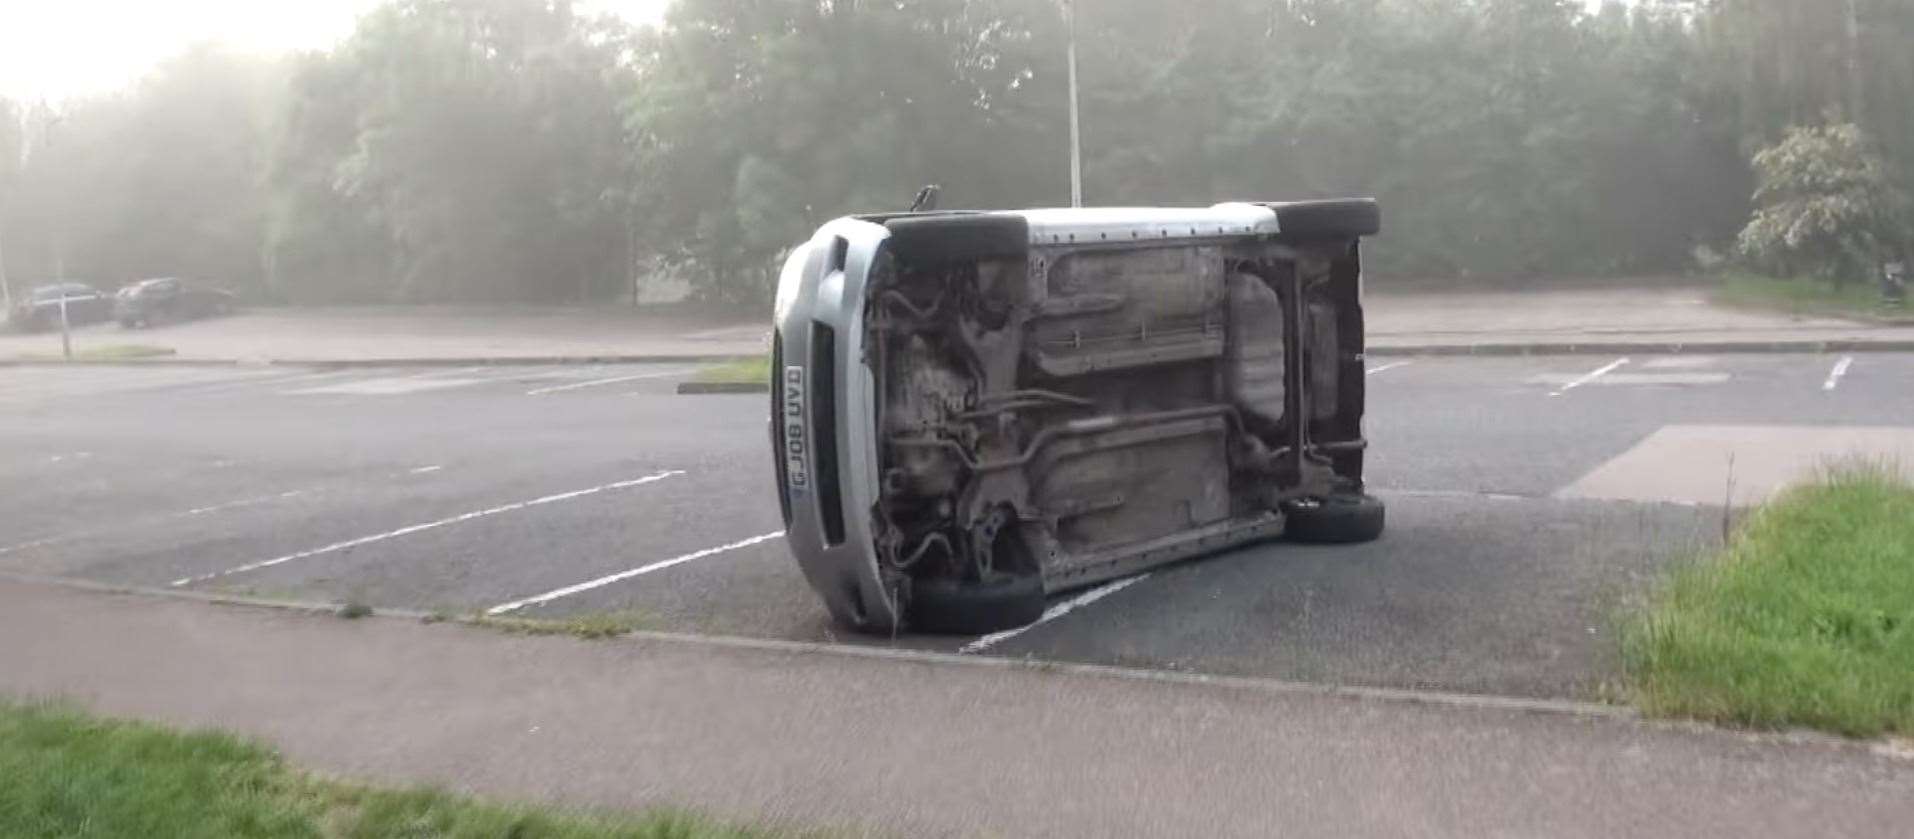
left=1736, top=124, right=1913, bottom=285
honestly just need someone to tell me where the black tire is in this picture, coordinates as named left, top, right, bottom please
left=1261, top=198, right=1382, bottom=240
left=1281, top=493, right=1386, bottom=544
left=883, top=213, right=1028, bottom=264
left=907, top=573, right=1046, bottom=635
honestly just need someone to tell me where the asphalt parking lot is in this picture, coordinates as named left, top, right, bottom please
left=4, top=353, right=1912, bottom=700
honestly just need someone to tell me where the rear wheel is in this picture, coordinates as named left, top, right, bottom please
left=883, top=214, right=1028, bottom=264
left=1281, top=493, right=1386, bottom=544
left=907, top=573, right=1046, bottom=635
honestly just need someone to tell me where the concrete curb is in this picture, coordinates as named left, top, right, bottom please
left=8, top=569, right=1896, bottom=757
left=0, top=568, right=1630, bottom=724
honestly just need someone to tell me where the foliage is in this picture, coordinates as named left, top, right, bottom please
left=4, top=0, right=1914, bottom=304
left=267, top=0, right=642, bottom=303
left=1622, top=463, right=1914, bottom=738
left=0, top=700, right=783, bottom=838
left=0, top=48, right=282, bottom=297
left=1735, top=124, right=1912, bottom=282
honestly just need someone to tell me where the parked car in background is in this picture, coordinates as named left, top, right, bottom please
left=7, top=283, right=115, bottom=332
left=114, top=278, right=237, bottom=328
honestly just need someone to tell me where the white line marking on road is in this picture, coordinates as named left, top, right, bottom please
left=170, top=470, right=685, bottom=587
left=1375, top=488, right=1532, bottom=503
left=1823, top=355, right=1855, bottom=391
left=1548, top=357, right=1630, bottom=398
left=408, top=465, right=444, bottom=475
left=185, top=490, right=306, bottom=516
left=1366, top=360, right=1415, bottom=375
left=486, top=530, right=785, bottom=615
left=960, top=574, right=1151, bottom=654
left=0, top=535, right=63, bottom=557
left=525, top=369, right=690, bottom=396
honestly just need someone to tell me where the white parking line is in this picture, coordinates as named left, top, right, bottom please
left=1548, top=357, right=1630, bottom=398
left=185, top=489, right=306, bottom=516
left=1366, top=360, right=1415, bottom=375
left=408, top=465, right=445, bottom=475
left=526, top=369, right=690, bottom=396
left=1823, top=355, right=1855, bottom=391
left=170, top=470, right=684, bottom=587
left=960, top=574, right=1151, bottom=654
left=486, top=530, right=785, bottom=615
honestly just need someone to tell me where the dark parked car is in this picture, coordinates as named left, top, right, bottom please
left=7, top=282, right=114, bottom=332
left=114, top=278, right=237, bottom=328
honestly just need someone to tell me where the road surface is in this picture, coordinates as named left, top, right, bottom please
left=4, top=353, right=1912, bottom=699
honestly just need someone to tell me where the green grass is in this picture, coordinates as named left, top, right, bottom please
left=467, top=610, right=658, bottom=640
left=692, top=356, right=770, bottom=385
left=0, top=700, right=782, bottom=838
left=15, top=344, right=177, bottom=361
left=1714, top=272, right=1911, bottom=322
left=1621, top=463, right=1914, bottom=737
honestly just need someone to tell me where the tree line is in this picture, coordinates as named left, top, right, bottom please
left=1, top=0, right=1910, bottom=306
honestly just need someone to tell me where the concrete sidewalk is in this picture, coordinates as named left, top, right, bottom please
left=3, top=578, right=1909, bottom=838
left=3, top=287, right=1912, bottom=366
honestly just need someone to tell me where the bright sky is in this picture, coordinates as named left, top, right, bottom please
left=0, top=0, right=672, bottom=103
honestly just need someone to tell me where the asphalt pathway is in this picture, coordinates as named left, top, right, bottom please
left=4, top=354, right=1912, bottom=700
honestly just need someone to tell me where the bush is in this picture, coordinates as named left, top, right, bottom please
left=1736, top=124, right=1913, bottom=285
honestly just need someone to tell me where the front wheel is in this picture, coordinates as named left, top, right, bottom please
left=907, top=573, right=1046, bottom=635
left=1281, top=494, right=1386, bottom=544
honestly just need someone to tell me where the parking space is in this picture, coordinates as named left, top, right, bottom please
left=3, top=353, right=1911, bottom=700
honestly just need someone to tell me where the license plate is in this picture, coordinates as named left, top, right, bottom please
left=781, top=365, right=809, bottom=494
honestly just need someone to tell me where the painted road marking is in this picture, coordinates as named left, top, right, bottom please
left=185, top=489, right=306, bottom=516
left=525, top=368, right=690, bottom=396
left=1558, top=425, right=1914, bottom=507
left=960, top=574, right=1151, bottom=654
left=170, top=470, right=684, bottom=587
left=1366, top=360, right=1415, bottom=375
left=1641, top=357, right=1719, bottom=370
left=286, top=376, right=490, bottom=396
left=1529, top=372, right=1730, bottom=387
left=0, top=486, right=310, bottom=558
left=408, top=465, right=445, bottom=475
left=486, top=531, right=786, bottom=615
left=1548, top=357, right=1630, bottom=398
left=1824, top=355, right=1855, bottom=391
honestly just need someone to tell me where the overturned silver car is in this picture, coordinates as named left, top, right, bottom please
left=772, top=200, right=1383, bottom=633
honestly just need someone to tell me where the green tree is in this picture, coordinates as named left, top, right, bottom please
left=268, top=0, right=640, bottom=303
left=0, top=48, right=282, bottom=294
left=627, top=0, right=1065, bottom=303
left=1736, top=123, right=1912, bottom=282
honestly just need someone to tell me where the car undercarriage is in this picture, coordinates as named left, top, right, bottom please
left=775, top=201, right=1382, bottom=633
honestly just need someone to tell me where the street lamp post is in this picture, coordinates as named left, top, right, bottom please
left=44, top=114, right=71, bottom=360
left=1064, top=0, right=1083, bottom=208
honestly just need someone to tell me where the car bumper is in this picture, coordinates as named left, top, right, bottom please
left=772, top=218, right=900, bottom=630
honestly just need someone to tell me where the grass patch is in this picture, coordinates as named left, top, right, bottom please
left=0, top=700, right=781, bottom=838
left=1714, top=272, right=1911, bottom=322
left=1621, top=463, right=1914, bottom=737
left=469, top=610, right=658, bottom=640
left=15, top=344, right=176, bottom=361
left=693, top=356, right=770, bottom=385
